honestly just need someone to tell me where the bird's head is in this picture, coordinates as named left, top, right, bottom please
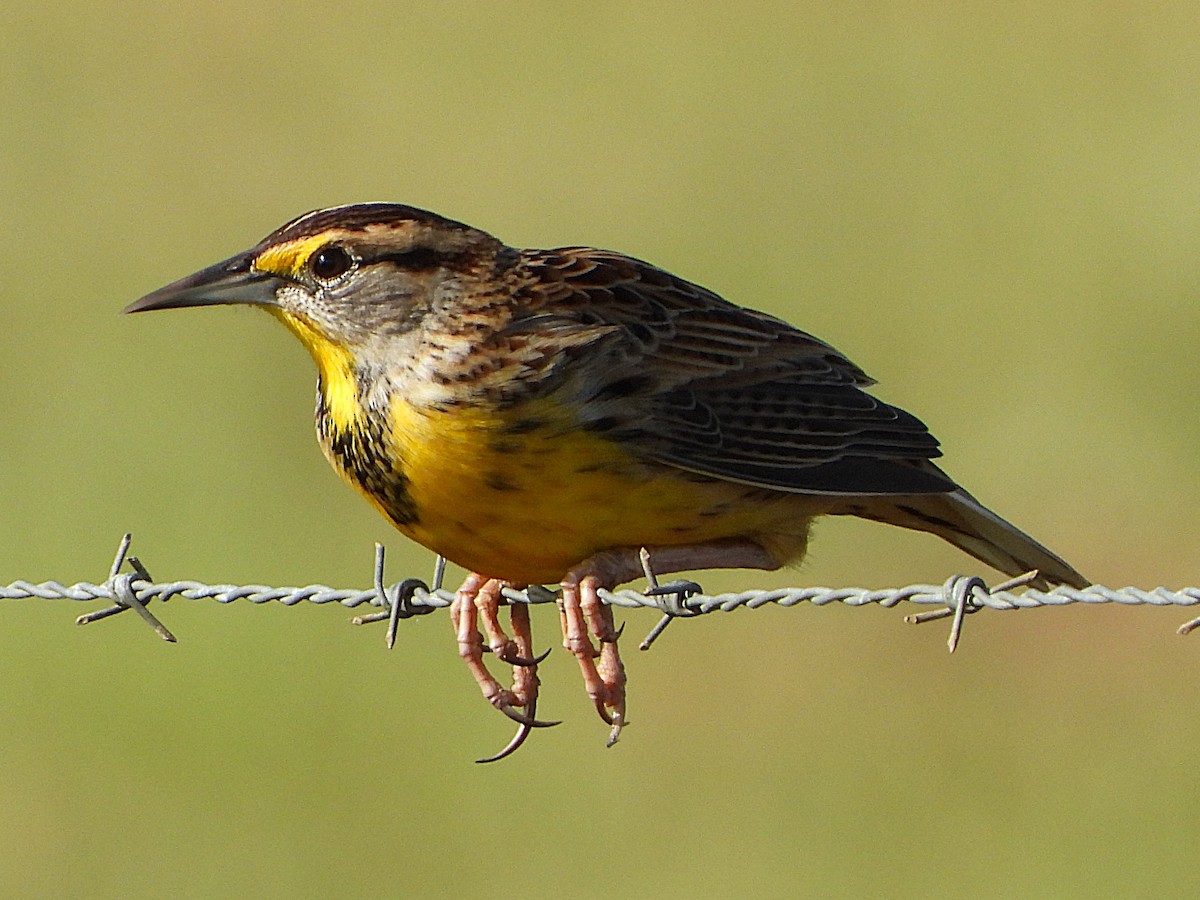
left=125, top=203, right=506, bottom=365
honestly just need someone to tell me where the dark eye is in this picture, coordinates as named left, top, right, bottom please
left=311, top=245, right=353, bottom=281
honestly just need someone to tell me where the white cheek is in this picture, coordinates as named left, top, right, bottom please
left=277, top=282, right=321, bottom=318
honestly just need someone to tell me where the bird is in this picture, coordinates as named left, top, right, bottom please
left=126, top=202, right=1088, bottom=758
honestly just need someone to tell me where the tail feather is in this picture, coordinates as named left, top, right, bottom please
left=849, top=490, right=1088, bottom=590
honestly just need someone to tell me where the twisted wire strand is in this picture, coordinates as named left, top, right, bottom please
left=9, top=578, right=1199, bottom=615
left=4, top=535, right=1200, bottom=651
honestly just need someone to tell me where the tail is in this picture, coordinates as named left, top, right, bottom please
left=849, top=489, right=1089, bottom=590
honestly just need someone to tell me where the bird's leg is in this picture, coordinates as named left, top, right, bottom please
left=452, top=573, right=555, bottom=729
left=560, top=563, right=630, bottom=746
left=476, top=602, right=549, bottom=764
left=559, top=539, right=781, bottom=745
left=506, top=602, right=540, bottom=717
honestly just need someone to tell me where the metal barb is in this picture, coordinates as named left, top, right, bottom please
left=109, top=533, right=132, bottom=580
left=350, top=544, right=393, bottom=627
left=904, top=608, right=953, bottom=625
left=639, top=547, right=658, bottom=590
left=637, top=547, right=672, bottom=650
left=991, top=570, right=1041, bottom=593
left=944, top=574, right=985, bottom=654
left=350, top=545, right=433, bottom=646
left=905, top=573, right=986, bottom=653
left=635, top=547, right=705, bottom=651
left=639, top=580, right=705, bottom=649
left=380, top=546, right=402, bottom=649
left=75, top=534, right=176, bottom=642
left=639, top=616, right=674, bottom=651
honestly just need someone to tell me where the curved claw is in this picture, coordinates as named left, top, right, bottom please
left=477, top=700, right=539, bottom=764
left=496, top=645, right=553, bottom=667
left=605, top=711, right=625, bottom=748
left=592, top=697, right=615, bottom=727
left=476, top=721, right=530, bottom=764
left=498, top=703, right=561, bottom=729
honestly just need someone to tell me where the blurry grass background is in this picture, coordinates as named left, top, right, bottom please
left=3, top=2, right=1199, bottom=897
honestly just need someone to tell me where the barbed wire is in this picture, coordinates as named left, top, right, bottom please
left=4, top=534, right=1200, bottom=654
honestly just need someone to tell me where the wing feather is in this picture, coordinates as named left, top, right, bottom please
left=508, top=247, right=953, bottom=496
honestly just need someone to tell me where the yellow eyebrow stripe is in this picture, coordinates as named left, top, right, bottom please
left=253, top=234, right=330, bottom=279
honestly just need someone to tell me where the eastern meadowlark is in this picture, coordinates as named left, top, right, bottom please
left=126, top=202, right=1088, bottom=757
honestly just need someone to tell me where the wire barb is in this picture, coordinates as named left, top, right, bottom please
left=73, top=533, right=176, bottom=642
left=903, top=570, right=1044, bottom=652
left=350, top=545, right=436, bottom=647
left=635, top=547, right=707, bottom=651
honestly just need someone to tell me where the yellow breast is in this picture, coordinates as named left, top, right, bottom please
left=275, top=306, right=818, bottom=584
left=387, top=394, right=817, bottom=584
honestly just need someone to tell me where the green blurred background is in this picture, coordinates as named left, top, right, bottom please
left=3, top=3, right=1199, bottom=896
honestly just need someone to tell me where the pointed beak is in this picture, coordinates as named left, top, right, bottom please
left=124, top=250, right=285, bottom=314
